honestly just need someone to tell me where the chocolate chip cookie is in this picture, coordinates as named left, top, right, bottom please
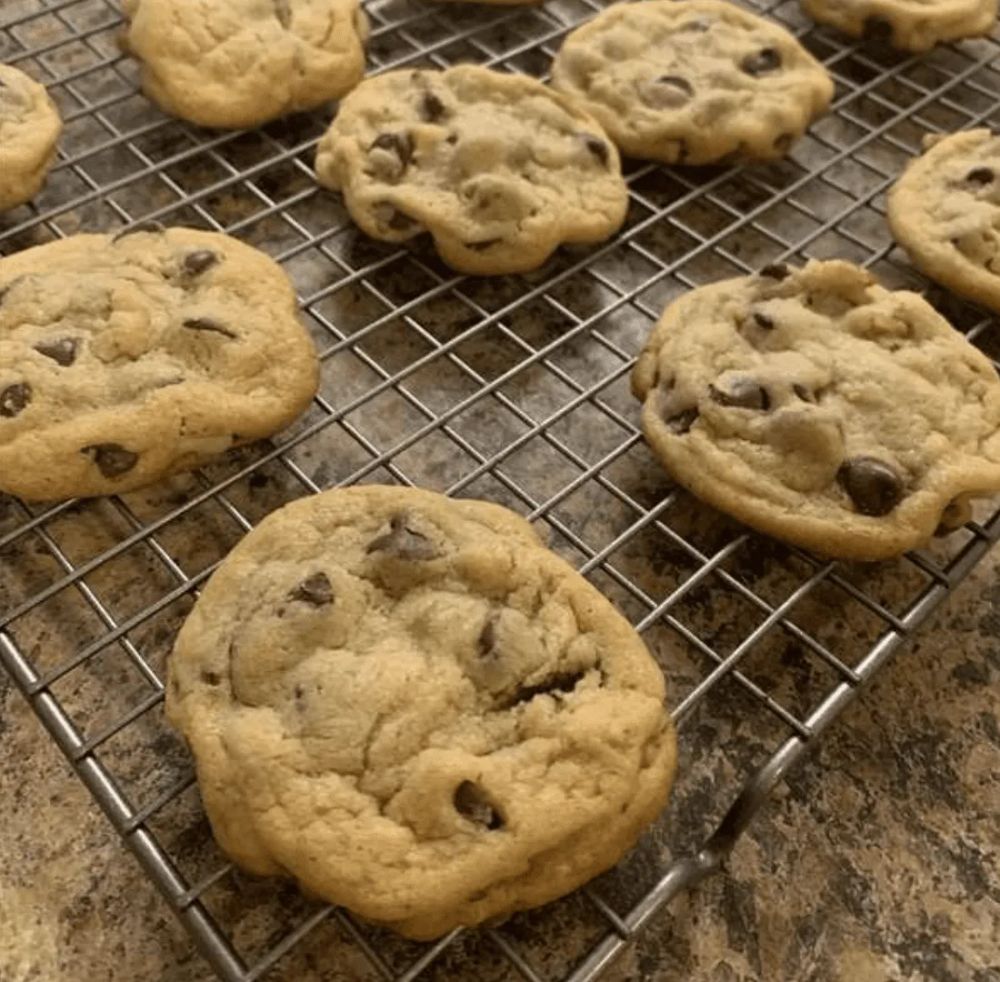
left=889, top=129, right=1000, bottom=313
left=121, top=0, right=368, bottom=129
left=314, top=66, right=628, bottom=275
left=167, top=485, right=677, bottom=938
left=0, top=228, right=319, bottom=501
left=801, top=0, right=997, bottom=51
left=0, top=64, right=62, bottom=212
left=632, top=260, right=1000, bottom=560
left=550, top=0, right=834, bottom=166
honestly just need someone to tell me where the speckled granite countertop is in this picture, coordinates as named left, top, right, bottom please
left=2, top=547, right=996, bottom=982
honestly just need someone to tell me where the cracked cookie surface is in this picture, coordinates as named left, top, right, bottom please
left=0, top=228, right=318, bottom=501
left=550, top=0, right=834, bottom=165
left=632, top=260, right=1000, bottom=560
left=0, top=64, right=62, bottom=211
left=314, top=65, right=629, bottom=275
left=889, top=129, right=1000, bottom=313
left=166, top=485, right=676, bottom=938
left=121, top=0, right=368, bottom=128
left=801, top=0, right=997, bottom=51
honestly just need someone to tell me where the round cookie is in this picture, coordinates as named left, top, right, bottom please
left=631, top=260, right=1000, bottom=561
left=314, top=66, right=628, bottom=275
left=801, top=0, right=997, bottom=51
left=0, top=228, right=318, bottom=501
left=550, top=0, right=834, bottom=166
left=121, top=0, right=369, bottom=129
left=167, top=485, right=677, bottom=939
left=888, top=129, right=1000, bottom=313
left=0, top=64, right=62, bottom=212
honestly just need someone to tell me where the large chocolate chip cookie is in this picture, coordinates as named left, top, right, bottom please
left=632, top=260, right=1000, bottom=560
left=167, top=485, right=677, bottom=938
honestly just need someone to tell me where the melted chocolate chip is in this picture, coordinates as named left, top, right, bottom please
left=741, top=48, right=781, bottom=77
left=34, top=338, right=78, bottom=367
left=581, top=133, right=610, bottom=166
left=710, top=378, right=770, bottom=410
left=640, top=75, right=694, bottom=109
left=966, top=166, right=994, bottom=186
left=367, top=514, right=440, bottom=560
left=505, top=669, right=587, bottom=709
left=478, top=619, right=498, bottom=658
left=289, top=572, right=334, bottom=607
left=753, top=311, right=775, bottom=329
left=837, top=456, right=904, bottom=516
left=200, top=671, right=221, bottom=685
left=759, top=263, right=790, bottom=281
left=0, top=383, right=31, bottom=418
left=657, top=75, right=694, bottom=98
left=371, top=132, right=414, bottom=169
left=182, top=317, right=237, bottom=339
left=84, top=443, right=139, bottom=478
left=793, top=383, right=815, bottom=402
left=182, top=250, right=220, bottom=276
left=453, top=781, right=504, bottom=830
left=665, top=407, right=699, bottom=434
left=420, top=91, right=446, bottom=123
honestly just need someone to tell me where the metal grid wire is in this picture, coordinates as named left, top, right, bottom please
left=2, top=0, right=999, bottom=979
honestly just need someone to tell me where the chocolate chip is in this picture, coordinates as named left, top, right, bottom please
left=665, top=407, right=699, bottom=434
left=710, top=378, right=770, bottom=410
left=753, top=311, right=775, bottom=329
left=200, top=671, right=221, bottom=685
left=741, top=48, right=781, bottom=77
left=182, top=317, right=237, bottom=339
left=0, top=383, right=31, bottom=418
left=837, top=456, right=904, bottom=516
left=678, top=16, right=712, bottom=30
left=453, top=781, right=504, bottom=830
left=420, top=91, right=446, bottom=123
left=371, top=132, right=413, bottom=169
left=793, top=383, right=815, bottom=402
left=862, top=16, right=893, bottom=41
left=464, top=238, right=502, bottom=252
left=289, top=572, right=334, bottom=607
left=640, top=75, right=694, bottom=109
left=34, top=338, right=78, bottom=366
left=273, top=0, right=291, bottom=27
left=84, top=443, right=139, bottom=478
left=966, top=167, right=994, bottom=186
left=505, top=669, right=586, bottom=709
left=658, top=75, right=694, bottom=97
left=478, top=619, right=497, bottom=658
left=182, top=250, right=220, bottom=276
left=581, top=133, right=610, bottom=166
left=367, top=513, right=440, bottom=560
left=759, top=263, right=790, bottom=281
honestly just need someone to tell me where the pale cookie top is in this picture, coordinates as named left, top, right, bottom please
left=800, top=0, right=997, bottom=51
left=167, top=486, right=676, bottom=939
left=0, top=64, right=62, bottom=211
left=0, top=229, right=318, bottom=502
left=632, top=260, right=1000, bottom=561
left=121, top=0, right=369, bottom=129
left=550, top=0, right=834, bottom=165
left=889, top=129, right=1000, bottom=314
left=314, top=66, right=629, bottom=275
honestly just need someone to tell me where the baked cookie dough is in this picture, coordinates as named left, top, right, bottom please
left=167, top=485, right=677, bottom=938
left=121, top=0, right=369, bottom=128
left=0, top=228, right=318, bottom=501
left=314, top=66, right=628, bottom=275
left=632, top=260, right=1000, bottom=560
left=801, top=0, right=997, bottom=51
left=550, top=0, right=834, bottom=166
left=888, top=129, right=1000, bottom=313
left=0, top=64, right=62, bottom=211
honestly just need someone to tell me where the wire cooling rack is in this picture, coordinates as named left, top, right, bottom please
left=2, top=0, right=999, bottom=979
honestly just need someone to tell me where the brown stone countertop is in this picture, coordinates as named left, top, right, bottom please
left=1, top=550, right=997, bottom=982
